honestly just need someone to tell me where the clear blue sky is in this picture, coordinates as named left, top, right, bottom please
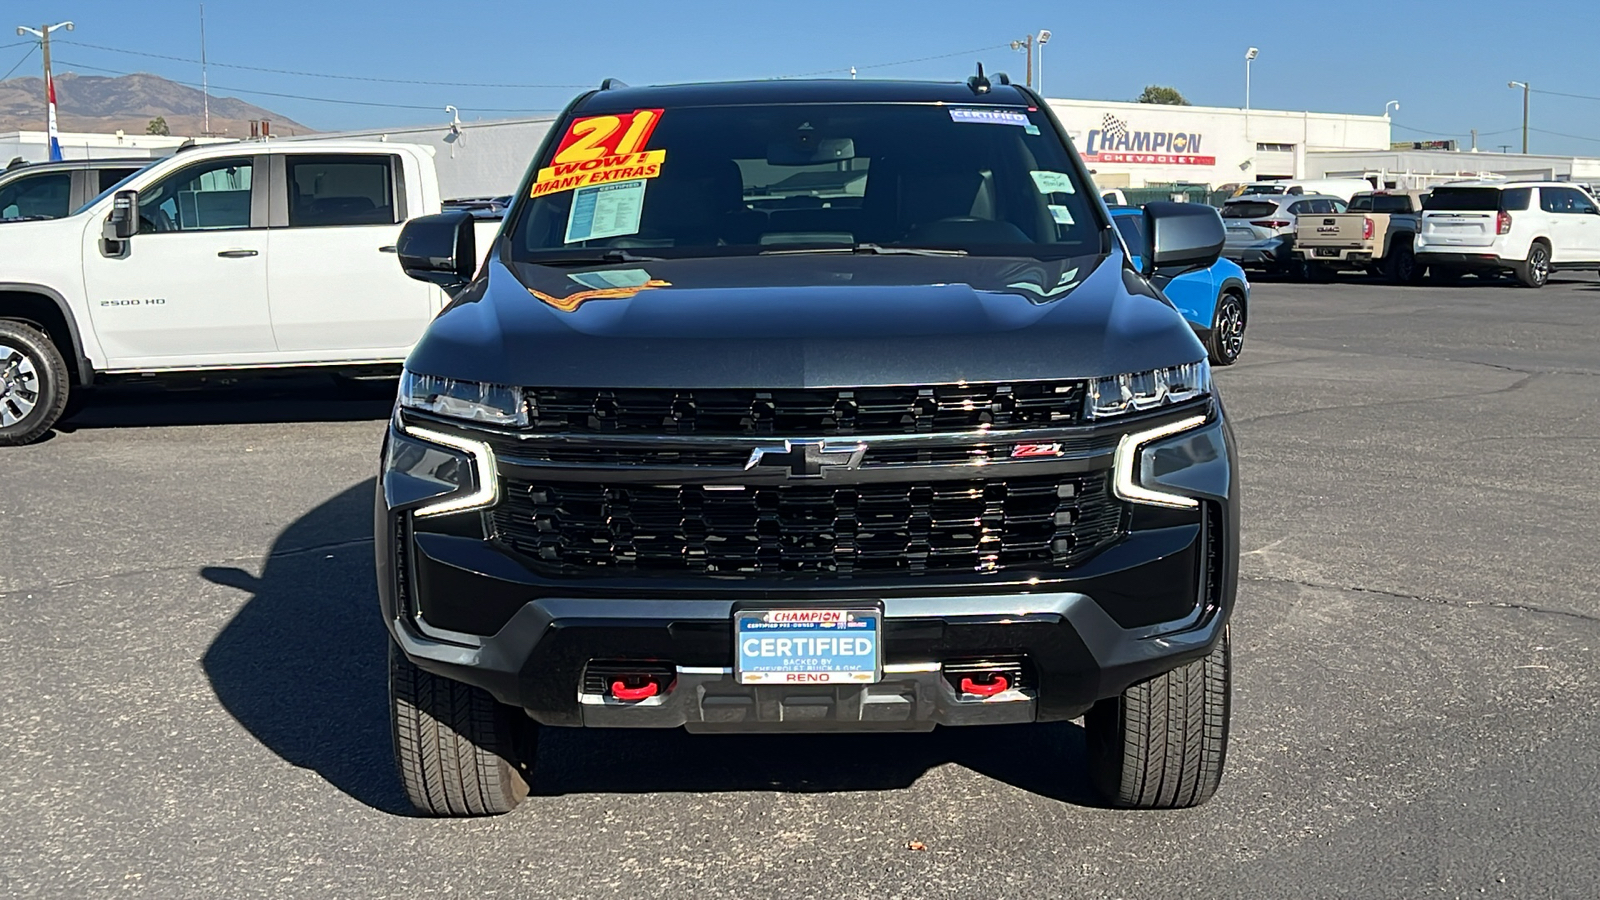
left=6, top=0, right=1599, bottom=155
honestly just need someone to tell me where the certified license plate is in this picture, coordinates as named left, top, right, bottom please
left=735, top=608, right=881, bottom=685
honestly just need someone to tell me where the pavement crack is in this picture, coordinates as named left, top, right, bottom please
left=0, top=537, right=375, bottom=599
left=1231, top=373, right=1540, bottom=428
left=1243, top=573, right=1600, bottom=625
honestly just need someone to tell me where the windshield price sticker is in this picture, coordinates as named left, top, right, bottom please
left=532, top=108, right=666, bottom=197
left=1049, top=204, right=1075, bottom=225
left=564, top=179, right=648, bottom=243
left=950, top=108, right=1040, bottom=134
left=735, top=609, right=881, bottom=685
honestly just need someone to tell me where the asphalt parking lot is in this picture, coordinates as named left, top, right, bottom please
left=3, top=273, right=1598, bottom=900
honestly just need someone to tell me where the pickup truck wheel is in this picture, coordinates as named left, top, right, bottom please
left=1385, top=244, right=1425, bottom=284
left=0, top=320, right=70, bottom=447
left=1206, top=292, right=1246, bottom=366
left=390, top=642, right=532, bottom=816
left=1515, top=242, right=1550, bottom=288
left=1086, top=628, right=1231, bottom=809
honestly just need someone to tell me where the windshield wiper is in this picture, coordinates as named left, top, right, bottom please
left=524, top=249, right=664, bottom=266
left=762, top=243, right=968, bottom=257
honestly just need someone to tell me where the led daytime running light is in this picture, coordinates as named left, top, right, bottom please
left=1113, top=415, right=1209, bottom=509
left=400, top=424, right=499, bottom=518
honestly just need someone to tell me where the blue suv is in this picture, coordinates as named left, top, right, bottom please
left=1110, top=205, right=1249, bottom=365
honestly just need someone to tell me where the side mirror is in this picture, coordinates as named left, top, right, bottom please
left=396, top=210, right=477, bottom=289
left=1143, top=201, right=1224, bottom=278
left=104, top=189, right=138, bottom=241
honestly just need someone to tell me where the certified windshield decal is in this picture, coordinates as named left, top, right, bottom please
left=950, top=108, right=1040, bottom=134
left=526, top=268, right=670, bottom=312
left=1030, top=170, right=1076, bottom=195
left=531, top=108, right=666, bottom=197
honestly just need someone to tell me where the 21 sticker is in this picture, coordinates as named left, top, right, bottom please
left=532, top=108, right=666, bottom=197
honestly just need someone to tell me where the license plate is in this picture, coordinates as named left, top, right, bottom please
left=1315, top=248, right=1341, bottom=257
left=735, top=608, right=881, bottom=685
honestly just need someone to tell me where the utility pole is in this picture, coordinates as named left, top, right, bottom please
left=15, top=21, right=73, bottom=157
left=200, top=4, right=210, bottom=135
left=1010, top=34, right=1033, bottom=88
left=1508, top=81, right=1529, bottom=154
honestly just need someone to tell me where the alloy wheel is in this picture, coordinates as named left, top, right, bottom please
left=0, top=342, right=41, bottom=427
left=1531, top=246, right=1550, bottom=285
left=1217, top=296, right=1245, bottom=362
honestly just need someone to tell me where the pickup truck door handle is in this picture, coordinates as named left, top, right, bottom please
left=378, top=245, right=398, bottom=253
left=217, top=249, right=259, bottom=258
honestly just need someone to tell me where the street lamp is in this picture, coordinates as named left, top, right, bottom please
left=1245, top=47, right=1258, bottom=111
left=1035, top=30, right=1051, bottom=96
left=1508, top=81, right=1529, bottom=154
left=14, top=21, right=72, bottom=155
left=1384, top=100, right=1400, bottom=117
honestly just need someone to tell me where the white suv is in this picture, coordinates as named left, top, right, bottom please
left=1415, top=182, right=1600, bottom=287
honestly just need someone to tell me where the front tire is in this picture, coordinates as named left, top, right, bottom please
left=1515, top=241, right=1551, bottom=288
left=1206, top=292, right=1246, bottom=366
left=390, top=642, right=532, bottom=816
left=1086, top=629, right=1231, bottom=809
left=0, top=320, right=70, bottom=447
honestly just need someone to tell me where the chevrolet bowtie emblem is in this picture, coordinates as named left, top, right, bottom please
left=744, top=440, right=868, bottom=479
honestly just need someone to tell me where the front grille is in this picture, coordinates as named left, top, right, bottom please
left=524, top=382, right=1085, bottom=436
left=493, top=472, right=1123, bottom=577
left=501, top=434, right=1116, bottom=469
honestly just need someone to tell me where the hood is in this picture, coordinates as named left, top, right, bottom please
left=405, top=251, right=1205, bottom=388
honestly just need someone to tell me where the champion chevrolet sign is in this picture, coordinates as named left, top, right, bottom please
left=1083, top=113, right=1216, bottom=166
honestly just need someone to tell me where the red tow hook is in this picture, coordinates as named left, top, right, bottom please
left=959, top=674, right=1009, bottom=697
left=610, top=679, right=660, bottom=702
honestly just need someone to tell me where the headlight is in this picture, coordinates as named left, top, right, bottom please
left=398, top=370, right=527, bottom=427
left=1085, top=360, right=1210, bottom=420
left=385, top=425, right=499, bottom=518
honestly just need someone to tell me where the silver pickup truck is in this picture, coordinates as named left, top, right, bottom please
left=1294, top=190, right=1431, bottom=283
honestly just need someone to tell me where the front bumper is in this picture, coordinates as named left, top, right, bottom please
left=376, top=407, right=1239, bottom=732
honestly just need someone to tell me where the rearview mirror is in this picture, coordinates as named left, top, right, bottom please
left=104, top=189, right=138, bottom=241
left=396, top=210, right=477, bottom=289
left=767, top=136, right=855, bottom=166
left=1143, top=202, right=1224, bottom=277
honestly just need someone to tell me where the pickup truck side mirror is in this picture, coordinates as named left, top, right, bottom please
left=1142, top=201, right=1225, bottom=278
left=104, top=189, right=138, bottom=241
left=396, top=211, right=477, bottom=289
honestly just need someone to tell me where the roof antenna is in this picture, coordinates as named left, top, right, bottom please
left=967, top=62, right=991, bottom=95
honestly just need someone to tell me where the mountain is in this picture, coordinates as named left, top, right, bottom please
left=0, top=72, right=315, bottom=137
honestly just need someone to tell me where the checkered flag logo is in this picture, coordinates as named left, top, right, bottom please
left=1102, top=114, right=1130, bottom=142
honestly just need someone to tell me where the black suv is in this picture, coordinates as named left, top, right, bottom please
left=379, top=76, right=1239, bottom=816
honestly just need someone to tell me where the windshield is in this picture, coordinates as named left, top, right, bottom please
left=506, top=102, right=1102, bottom=262
left=1348, top=194, right=1416, bottom=213
left=1424, top=188, right=1506, bottom=212
left=72, top=162, right=159, bottom=216
left=1220, top=201, right=1279, bottom=220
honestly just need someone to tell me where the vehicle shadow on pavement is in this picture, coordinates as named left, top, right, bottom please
left=56, top=376, right=395, bottom=432
left=199, top=479, right=414, bottom=815
left=198, top=480, right=1106, bottom=815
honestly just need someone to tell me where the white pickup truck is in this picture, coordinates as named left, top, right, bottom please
left=0, top=140, right=499, bottom=445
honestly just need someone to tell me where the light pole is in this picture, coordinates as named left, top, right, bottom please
left=1508, top=81, right=1529, bottom=154
left=1384, top=100, right=1400, bottom=117
left=1245, top=47, right=1258, bottom=111
left=15, top=21, right=72, bottom=159
left=1035, top=30, right=1051, bottom=96
left=1009, top=34, right=1034, bottom=88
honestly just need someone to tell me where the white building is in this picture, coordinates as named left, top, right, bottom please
left=0, top=129, right=234, bottom=166
left=1307, top=149, right=1600, bottom=188
left=282, top=116, right=556, bottom=200
left=1045, top=98, right=1392, bottom=190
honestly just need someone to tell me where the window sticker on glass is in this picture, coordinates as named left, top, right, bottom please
left=564, top=179, right=648, bottom=243
left=1031, top=170, right=1076, bottom=195
left=949, top=108, right=1039, bottom=133
left=531, top=107, right=666, bottom=197
left=1049, top=204, right=1075, bottom=225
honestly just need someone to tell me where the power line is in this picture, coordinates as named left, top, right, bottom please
left=780, top=43, right=1011, bottom=78
left=52, top=59, right=560, bottom=114
left=54, top=39, right=588, bottom=89
left=1, top=43, right=38, bottom=82
left=1529, top=127, right=1600, bottom=145
left=0, top=39, right=37, bottom=52
left=1391, top=121, right=1519, bottom=139
left=1530, top=87, right=1600, bottom=103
